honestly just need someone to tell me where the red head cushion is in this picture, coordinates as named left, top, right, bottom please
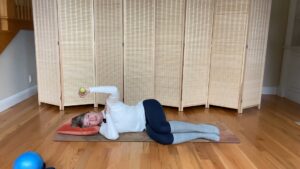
left=56, top=121, right=99, bottom=136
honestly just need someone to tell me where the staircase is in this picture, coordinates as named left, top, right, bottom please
left=0, top=0, right=33, bottom=54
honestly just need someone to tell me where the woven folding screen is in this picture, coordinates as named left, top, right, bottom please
left=32, top=0, right=61, bottom=107
left=242, top=0, right=272, bottom=109
left=182, top=0, right=215, bottom=108
left=155, top=0, right=185, bottom=108
left=58, top=0, right=95, bottom=106
left=209, top=0, right=250, bottom=109
left=32, top=0, right=272, bottom=112
left=94, top=0, right=124, bottom=105
left=124, top=0, right=156, bottom=105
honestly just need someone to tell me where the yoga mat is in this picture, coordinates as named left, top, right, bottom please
left=53, top=123, right=240, bottom=143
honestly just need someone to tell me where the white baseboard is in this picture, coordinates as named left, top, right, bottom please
left=0, top=85, right=37, bottom=113
left=262, top=86, right=278, bottom=95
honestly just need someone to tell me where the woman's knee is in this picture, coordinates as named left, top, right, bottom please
left=150, top=122, right=171, bottom=133
left=146, top=126, right=173, bottom=145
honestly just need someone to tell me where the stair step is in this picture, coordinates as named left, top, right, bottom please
left=0, top=20, right=33, bottom=54
left=0, top=32, right=18, bottom=54
left=0, top=0, right=33, bottom=54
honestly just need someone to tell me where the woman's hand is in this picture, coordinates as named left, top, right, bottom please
left=78, top=87, right=90, bottom=98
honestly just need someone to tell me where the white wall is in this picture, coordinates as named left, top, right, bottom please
left=0, top=30, right=37, bottom=112
left=279, top=0, right=300, bottom=104
left=263, top=0, right=290, bottom=94
left=280, top=48, right=300, bottom=103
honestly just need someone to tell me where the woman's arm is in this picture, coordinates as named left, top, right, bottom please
left=79, top=86, right=120, bottom=103
left=90, top=86, right=119, bottom=103
left=99, top=111, right=119, bottom=140
left=89, top=86, right=118, bottom=95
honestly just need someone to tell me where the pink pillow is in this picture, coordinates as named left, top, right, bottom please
left=56, top=122, right=99, bottom=136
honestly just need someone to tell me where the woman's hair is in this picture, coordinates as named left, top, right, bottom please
left=71, top=113, right=88, bottom=128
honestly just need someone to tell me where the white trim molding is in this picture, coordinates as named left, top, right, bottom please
left=262, top=86, right=278, bottom=95
left=0, top=85, right=37, bottom=113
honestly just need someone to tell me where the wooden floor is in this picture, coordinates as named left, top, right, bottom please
left=0, top=95, right=300, bottom=169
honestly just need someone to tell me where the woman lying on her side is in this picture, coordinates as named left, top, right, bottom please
left=71, top=86, right=220, bottom=145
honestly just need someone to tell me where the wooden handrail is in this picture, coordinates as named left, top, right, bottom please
left=0, top=0, right=33, bottom=54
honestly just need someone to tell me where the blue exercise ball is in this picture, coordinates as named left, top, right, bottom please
left=13, top=151, right=44, bottom=169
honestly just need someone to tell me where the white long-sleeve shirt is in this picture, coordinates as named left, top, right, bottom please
left=89, top=86, right=146, bottom=140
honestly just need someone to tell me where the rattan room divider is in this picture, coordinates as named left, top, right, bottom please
left=32, top=0, right=61, bottom=109
left=94, top=0, right=124, bottom=105
left=32, top=0, right=272, bottom=113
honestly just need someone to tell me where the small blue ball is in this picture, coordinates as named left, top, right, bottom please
left=13, top=151, right=44, bottom=169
